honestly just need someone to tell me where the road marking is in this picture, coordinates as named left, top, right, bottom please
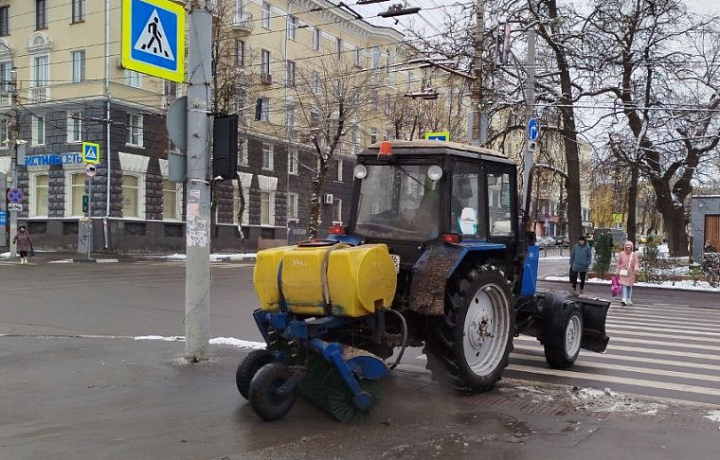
left=508, top=364, right=720, bottom=397
left=606, top=313, right=720, bottom=327
left=607, top=324, right=720, bottom=338
left=511, top=344, right=720, bottom=372
left=605, top=328, right=720, bottom=343
left=606, top=321, right=720, bottom=334
left=609, top=310, right=720, bottom=324
left=510, top=352, right=720, bottom=383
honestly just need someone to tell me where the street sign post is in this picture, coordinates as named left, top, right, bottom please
left=82, top=142, right=101, bottom=165
left=121, top=0, right=186, bottom=82
left=424, top=131, right=450, bottom=142
left=528, top=118, right=539, bottom=142
left=7, top=187, right=23, bottom=204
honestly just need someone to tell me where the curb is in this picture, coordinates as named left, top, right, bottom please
left=540, top=276, right=720, bottom=294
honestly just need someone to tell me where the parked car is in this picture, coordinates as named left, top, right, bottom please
left=592, top=228, right=627, bottom=250
left=537, top=236, right=557, bottom=247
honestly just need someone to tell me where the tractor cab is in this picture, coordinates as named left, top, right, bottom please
left=339, top=140, right=523, bottom=293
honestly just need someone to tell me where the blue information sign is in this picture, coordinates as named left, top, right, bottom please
left=528, top=118, right=539, bottom=141
left=0, top=211, right=6, bottom=226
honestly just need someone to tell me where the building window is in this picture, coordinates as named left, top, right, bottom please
left=125, top=69, right=141, bottom=88
left=163, top=179, right=179, bottom=220
left=289, top=150, right=298, bottom=175
left=354, top=48, right=362, bottom=68
left=32, top=115, right=45, bottom=146
left=260, top=191, right=275, bottom=226
left=370, top=127, right=378, bottom=144
left=0, top=119, right=8, bottom=147
left=34, top=55, right=48, bottom=87
left=287, top=15, right=297, bottom=40
left=238, top=138, right=248, bottom=166
left=336, top=38, right=342, bottom=58
left=288, top=192, right=299, bottom=220
left=285, top=104, right=295, bottom=130
left=0, top=61, right=10, bottom=93
left=262, top=143, right=274, bottom=170
left=67, top=111, right=83, bottom=143
left=371, top=91, right=378, bottom=111
left=337, top=159, right=343, bottom=182
left=235, top=40, right=245, bottom=67
left=0, top=7, right=9, bottom=36
left=261, top=49, right=270, bottom=75
left=126, top=113, right=143, bottom=146
left=122, top=175, right=140, bottom=218
left=285, top=60, right=296, bottom=86
left=256, top=97, right=270, bottom=122
left=313, top=27, right=321, bottom=51
left=311, top=71, right=320, bottom=94
left=334, top=199, right=343, bottom=224
left=261, top=1, right=271, bottom=29
left=372, top=46, right=380, bottom=68
left=71, top=50, right=85, bottom=83
left=70, top=173, right=85, bottom=216
left=33, top=173, right=49, bottom=217
left=36, top=0, right=48, bottom=30
left=72, top=0, right=85, bottom=23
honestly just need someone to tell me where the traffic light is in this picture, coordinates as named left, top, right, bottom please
left=212, top=114, right=239, bottom=181
left=82, top=195, right=89, bottom=214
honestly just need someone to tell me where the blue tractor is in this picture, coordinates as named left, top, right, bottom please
left=238, top=140, right=610, bottom=421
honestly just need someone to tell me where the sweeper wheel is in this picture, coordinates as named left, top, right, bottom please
left=236, top=349, right=275, bottom=400
left=249, top=363, right=298, bottom=421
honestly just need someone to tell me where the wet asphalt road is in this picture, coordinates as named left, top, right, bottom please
left=1, top=255, right=719, bottom=459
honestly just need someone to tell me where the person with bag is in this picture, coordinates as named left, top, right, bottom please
left=615, top=240, right=639, bottom=305
left=13, top=225, right=33, bottom=265
left=569, top=235, right=592, bottom=295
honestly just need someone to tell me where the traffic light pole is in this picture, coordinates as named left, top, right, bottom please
left=184, top=1, right=212, bottom=360
left=9, top=65, right=18, bottom=259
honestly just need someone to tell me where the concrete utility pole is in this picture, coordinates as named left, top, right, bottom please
left=9, top=65, right=18, bottom=259
left=521, top=29, right=537, bottom=221
left=185, top=1, right=212, bottom=360
left=470, top=0, right=486, bottom=145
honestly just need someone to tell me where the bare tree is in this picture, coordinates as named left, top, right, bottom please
left=293, top=57, right=372, bottom=238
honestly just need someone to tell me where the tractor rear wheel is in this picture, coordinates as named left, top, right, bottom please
left=236, top=349, right=274, bottom=399
left=425, top=265, right=514, bottom=392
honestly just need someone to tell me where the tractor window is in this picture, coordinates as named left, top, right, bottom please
left=451, top=172, right=482, bottom=238
left=488, top=172, right=514, bottom=237
left=355, top=164, right=440, bottom=241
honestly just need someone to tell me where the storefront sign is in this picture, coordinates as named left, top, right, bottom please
left=25, top=153, right=83, bottom=167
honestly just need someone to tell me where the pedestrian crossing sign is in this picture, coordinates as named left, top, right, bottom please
left=82, top=142, right=101, bottom=165
left=121, top=0, right=185, bottom=83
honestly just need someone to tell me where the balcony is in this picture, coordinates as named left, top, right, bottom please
left=28, top=86, right=50, bottom=103
left=260, top=72, right=272, bottom=85
left=233, top=11, right=254, bottom=35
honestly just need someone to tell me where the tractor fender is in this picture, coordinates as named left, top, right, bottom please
left=408, top=243, right=506, bottom=316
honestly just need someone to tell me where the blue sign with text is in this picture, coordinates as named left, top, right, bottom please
left=25, top=153, right=83, bottom=166
left=0, top=211, right=6, bottom=226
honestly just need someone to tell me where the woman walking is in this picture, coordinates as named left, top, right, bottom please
left=13, top=225, right=33, bottom=265
left=615, top=240, right=639, bottom=305
left=569, top=235, right=592, bottom=295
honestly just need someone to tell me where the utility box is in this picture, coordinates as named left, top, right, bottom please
left=77, top=217, right=92, bottom=255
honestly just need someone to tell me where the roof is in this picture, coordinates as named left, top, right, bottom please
left=362, top=140, right=513, bottom=164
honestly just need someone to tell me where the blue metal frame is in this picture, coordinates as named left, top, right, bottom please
left=520, top=245, right=540, bottom=296
left=447, top=241, right=507, bottom=277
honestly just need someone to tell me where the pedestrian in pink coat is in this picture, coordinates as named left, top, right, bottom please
left=615, top=240, right=639, bottom=305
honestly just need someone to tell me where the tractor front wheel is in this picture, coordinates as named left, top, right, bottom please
left=544, top=304, right=583, bottom=369
left=249, top=363, right=298, bottom=421
left=425, top=266, right=514, bottom=392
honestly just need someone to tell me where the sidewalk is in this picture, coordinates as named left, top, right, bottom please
left=1, top=335, right=718, bottom=460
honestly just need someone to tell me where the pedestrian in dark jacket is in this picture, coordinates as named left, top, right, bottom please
left=569, top=235, right=592, bottom=295
left=13, top=225, right=33, bottom=265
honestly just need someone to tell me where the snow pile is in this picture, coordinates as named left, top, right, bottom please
left=0, top=252, right=10, bottom=259
left=162, top=253, right=257, bottom=262
left=570, top=387, right=666, bottom=415
left=705, top=410, right=720, bottom=429
left=134, top=335, right=184, bottom=342
left=209, top=337, right=266, bottom=349
left=543, top=275, right=720, bottom=292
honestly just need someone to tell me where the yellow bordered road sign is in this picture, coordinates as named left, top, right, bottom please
left=424, top=131, right=450, bottom=142
left=121, top=0, right=185, bottom=83
left=82, top=142, right=101, bottom=165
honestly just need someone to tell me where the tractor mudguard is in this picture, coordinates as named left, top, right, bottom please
left=539, top=291, right=610, bottom=353
left=409, top=244, right=465, bottom=316
left=408, top=243, right=506, bottom=316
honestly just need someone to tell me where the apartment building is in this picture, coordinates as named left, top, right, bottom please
left=0, top=0, right=416, bottom=251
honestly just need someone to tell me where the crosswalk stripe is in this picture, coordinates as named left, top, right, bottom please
left=511, top=344, right=720, bottom=372
left=607, top=311, right=720, bottom=324
left=510, top=352, right=720, bottom=383
left=605, top=328, right=720, bottom=343
left=606, top=314, right=720, bottom=328
left=606, top=321, right=720, bottom=334
left=606, top=324, right=720, bottom=338
left=507, top=364, right=720, bottom=397
left=514, top=335, right=720, bottom=360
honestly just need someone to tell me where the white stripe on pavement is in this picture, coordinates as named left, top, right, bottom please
left=607, top=311, right=720, bottom=325
left=604, top=328, right=720, bottom=343
left=606, top=321, right=720, bottom=335
left=514, top=335, right=720, bottom=358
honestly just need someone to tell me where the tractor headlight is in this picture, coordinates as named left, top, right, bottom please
left=428, top=165, right=443, bottom=181
left=353, top=164, right=368, bottom=179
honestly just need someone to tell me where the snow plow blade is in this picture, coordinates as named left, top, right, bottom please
left=577, top=298, right=610, bottom=353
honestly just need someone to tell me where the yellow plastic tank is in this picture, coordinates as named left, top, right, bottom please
left=253, top=244, right=397, bottom=317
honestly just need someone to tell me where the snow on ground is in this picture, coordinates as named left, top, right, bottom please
left=209, top=337, right=266, bottom=349
left=134, top=335, right=184, bottom=342
left=544, top=275, right=720, bottom=292
left=0, top=252, right=9, bottom=259
left=162, top=253, right=257, bottom=262
left=705, top=411, right=720, bottom=430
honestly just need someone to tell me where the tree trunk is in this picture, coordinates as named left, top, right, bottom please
left=307, top=160, right=328, bottom=239
left=627, top=164, right=638, bottom=246
left=651, top=178, right=688, bottom=256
